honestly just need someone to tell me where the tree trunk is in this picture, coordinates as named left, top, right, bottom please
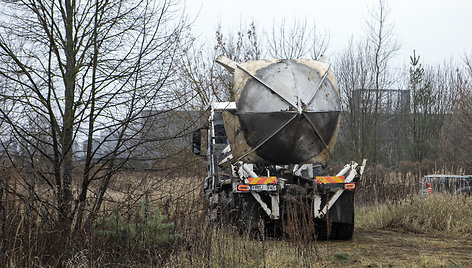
left=61, top=0, right=77, bottom=232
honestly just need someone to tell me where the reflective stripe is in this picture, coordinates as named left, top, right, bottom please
left=315, top=176, right=345, bottom=184
left=248, top=176, right=277, bottom=184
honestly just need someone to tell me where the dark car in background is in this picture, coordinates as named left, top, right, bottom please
left=420, top=175, right=472, bottom=195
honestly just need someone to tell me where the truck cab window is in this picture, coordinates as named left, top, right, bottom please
left=213, top=112, right=228, bottom=144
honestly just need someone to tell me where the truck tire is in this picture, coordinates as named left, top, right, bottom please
left=330, top=223, right=354, bottom=240
left=314, top=222, right=354, bottom=240
left=232, top=193, right=264, bottom=237
left=315, top=223, right=328, bottom=240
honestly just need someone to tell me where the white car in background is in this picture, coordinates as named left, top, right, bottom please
left=420, top=175, right=472, bottom=195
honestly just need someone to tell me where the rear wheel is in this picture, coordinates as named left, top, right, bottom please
left=330, top=223, right=354, bottom=240
left=231, top=193, right=263, bottom=236
left=314, top=221, right=354, bottom=240
left=314, top=223, right=328, bottom=240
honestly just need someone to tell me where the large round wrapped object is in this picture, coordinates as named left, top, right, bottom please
left=235, top=59, right=340, bottom=165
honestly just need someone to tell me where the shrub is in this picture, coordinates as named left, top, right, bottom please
left=96, top=202, right=178, bottom=250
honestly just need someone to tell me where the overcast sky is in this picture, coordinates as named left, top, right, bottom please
left=186, top=0, right=472, bottom=66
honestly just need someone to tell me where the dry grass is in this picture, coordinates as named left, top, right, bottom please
left=163, top=223, right=472, bottom=267
left=355, top=161, right=467, bottom=206
left=2, top=161, right=472, bottom=267
left=165, top=227, right=323, bottom=268
left=356, top=193, right=472, bottom=237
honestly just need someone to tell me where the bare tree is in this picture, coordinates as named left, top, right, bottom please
left=184, top=18, right=330, bottom=107
left=268, top=18, right=329, bottom=60
left=334, top=38, right=374, bottom=162
left=363, top=0, right=400, bottom=163
left=334, top=0, right=400, bottom=164
left=0, top=0, right=192, bottom=234
left=179, top=21, right=263, bottom=105
left=440, top=55, right=472, bottom=170
left=407, top=51, right=456, bottom=161
left=214, top=22, right=262, bottom=63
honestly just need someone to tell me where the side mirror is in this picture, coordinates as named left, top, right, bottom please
left=192, top=129, right=202, bottom=155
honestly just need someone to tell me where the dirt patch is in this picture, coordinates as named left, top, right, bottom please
left=317, top=228, right=472, bottom=267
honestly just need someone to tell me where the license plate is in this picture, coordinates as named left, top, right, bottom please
left=250, top=184, right=277, bottom=191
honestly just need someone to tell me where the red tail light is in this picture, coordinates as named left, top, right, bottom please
left=237, top=185, right=250, bottom=192
left=344, top=183, right=356, bottom=190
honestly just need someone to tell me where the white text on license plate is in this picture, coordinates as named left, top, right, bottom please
left=250, top=184, right=277, bottom=191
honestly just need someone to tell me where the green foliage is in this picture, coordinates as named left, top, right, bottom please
left=329, top=252, right=351, bottom=263
left=409, top=50, right=424, bottom=86
left=96, top=203, right=177, bottom=250
left=96, top=208, right=131, bottom=241
left=408, top=50, right=441, bottom=161
left=138, top=202, right=177, bottom=247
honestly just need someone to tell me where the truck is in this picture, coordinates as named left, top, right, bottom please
left=192, top=56, right=366, bottom=240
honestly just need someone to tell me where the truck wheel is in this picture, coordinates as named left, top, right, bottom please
left=232, top=193, right=263, bottom=236
left=315, top=224, right=328, bottom=240
left=330, top=223, right=354, bottom=240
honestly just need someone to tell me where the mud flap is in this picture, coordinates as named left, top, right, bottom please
left=315, top=190, right=355, bottom=240
left=326, top=190, right=355, bottom=224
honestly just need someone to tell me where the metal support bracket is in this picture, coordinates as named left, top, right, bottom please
left=314, top=160, right=367, bottom=218
left=271, top=194, right=280, bottom=219
left=238, top=161, right=280, bottom=219
left=251, top=191, right=272, bottom=217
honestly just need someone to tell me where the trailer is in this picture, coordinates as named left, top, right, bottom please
left=193, top=57, right=366, bottom=239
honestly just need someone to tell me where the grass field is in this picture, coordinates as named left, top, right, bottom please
left=3, top=169, right=472, bottom=267
left=161, top=193, right=472, bottom=267
left=315, top=228, right=471, bottom=267
left=162, top=224, right=472, bottom=267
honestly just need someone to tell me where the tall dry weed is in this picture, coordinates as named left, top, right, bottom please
left=356, top=193, right=472, bottom=237
left=355, top=161, right=466, bottom=206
